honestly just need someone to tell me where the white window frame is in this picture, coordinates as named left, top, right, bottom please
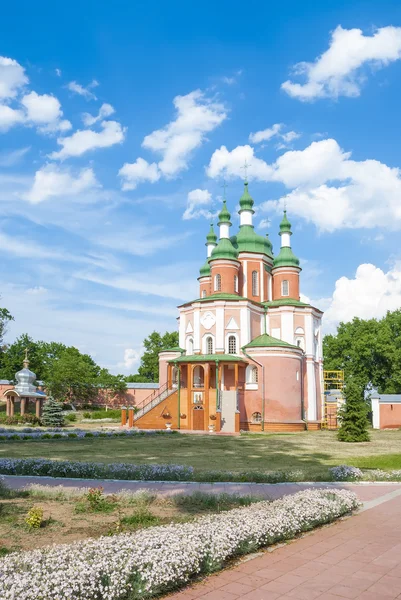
left=234, top=274, right=238, bottom=293
left=252, top=270, right=259, bottom=296
left=201, top=290, right=207, bottom=298
left=245, top=365, right=259, bottom=390
left=281, top=280, right=289, bottom=296
left=227, top=334, right=237, bottom=355
left=186, top=337, right=194, bottom=356
left=214, top=274, right=221, bottom=292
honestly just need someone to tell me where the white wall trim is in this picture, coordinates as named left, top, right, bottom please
left=371, top=397, right=380, bottom=429
left=216, top=307, right=225, bottom=352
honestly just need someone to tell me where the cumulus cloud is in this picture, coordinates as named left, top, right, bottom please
left=49, top=120, right=126, bottom=160
left=118, top=158, right=160, bottom=191
left=66, top=79, right=99, bottom=100
left=22, top=164, right=98, bottom=203
left=0, top=56, right=28, bottom=99
left=0, top=104, right=24, bottom=131
left=282, top=25, right=401, bottom=101
left=119, top=90, right=227, bottom=190
left=183, top=188, right=214, bottom=220
left=119, top=348, right=141, bottom=370
left=20, top=91, right=71, bottom=133
left=249, top=123, right=283, bottom=144
left=207, top=138, right=401, bottom=231
left=82, top=103, right=115, bottom=126
left=323, top=263, right=401, bottom=331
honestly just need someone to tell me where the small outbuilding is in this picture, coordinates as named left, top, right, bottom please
left=3, top=351, right=46, bottom=418
left=371, top=391, right=401, bottom=429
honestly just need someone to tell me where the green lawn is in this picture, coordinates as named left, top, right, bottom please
left=2, top=430, right=401, bottom=473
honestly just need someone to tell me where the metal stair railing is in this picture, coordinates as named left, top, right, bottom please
left=134, top=382, right=176, bottom=420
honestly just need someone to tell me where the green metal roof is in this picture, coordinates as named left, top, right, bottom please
left=273, top=246, right=300, bottom=268
left=178, top=293, right=264, bottom=308
left=264, top=299, right=310, bottom=308
left=206, top=223, right=217, bottom=245
left=238, top=182, right=255, bottom=213
left=162, top=347, right=185, bottom=353
left=199, top=259, right=211, bottom=277
left=217, top=200, right=231, bottom=225
left=170, top=354, right=247, bottom=363
left=243, top=333, right=298, bottom=349
left=231, top=226, right=273, bottom=258
left=210, top=237, right=239, bottom=261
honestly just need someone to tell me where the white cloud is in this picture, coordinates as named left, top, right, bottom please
left=49, top=120, right=126, bottom=160
left=120, top=90, right=227, bottom=190
left=183, top=188, right=214, bottom=220
left=119, top=348, right=141, bottom=370
left=208, top=138, right=401, bottom=231
left=55, top=68, right=62, bottom=77
left=0, top=147, right=30, bottom=167
left=20, top=91, right=72, bottom=133
left=22, top=164, right=99, bottom=203
left=282, top=25, right=401, bottom=101
left=249, top=123, right=282, bottom=144
left=257, top=218, right=271, bottom=230
left=118, top=157, right=160, bottom=190
left=0, top=104, right=24, bottom=131
left=0, top=56, right=28, bottom=99
left=82, top=103, right=115, bottom=126
left=323, top=263, right=401, bottom=331
left=66, top=79, right=99, bottom=100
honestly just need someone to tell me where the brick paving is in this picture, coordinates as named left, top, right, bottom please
left=167, top=488, right=401, bottom=600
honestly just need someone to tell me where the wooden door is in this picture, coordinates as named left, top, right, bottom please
left=192, top=406, right=204, bottom=430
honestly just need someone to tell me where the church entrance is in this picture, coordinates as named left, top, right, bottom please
left=192, top=405, right=204, bottom=430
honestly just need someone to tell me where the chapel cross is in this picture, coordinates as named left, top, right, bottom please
left=241, top=160, right=250, bottom=182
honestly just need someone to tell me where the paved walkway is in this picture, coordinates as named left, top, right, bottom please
left=5, top=476, right=401, bottom=598
left=3, top=475, right=401, bottom=503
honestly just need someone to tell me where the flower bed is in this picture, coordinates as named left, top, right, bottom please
left=0, top=488, right=359, bottom=600
left=0, top=427, right=177, bottom=441
left=0, top=458, right=194, bottom=481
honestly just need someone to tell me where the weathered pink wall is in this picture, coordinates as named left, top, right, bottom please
left=380, top=404, right=401, bottom=428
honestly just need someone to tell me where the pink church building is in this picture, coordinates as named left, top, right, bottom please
left=134, top=182, right=323, bottom=433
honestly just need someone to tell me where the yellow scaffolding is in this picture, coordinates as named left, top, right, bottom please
left=322, top=370, right=344, bottom=429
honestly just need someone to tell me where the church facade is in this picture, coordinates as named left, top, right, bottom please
left=134, top=182, right=323, bottom=433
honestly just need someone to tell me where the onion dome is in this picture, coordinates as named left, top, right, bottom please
left=238, top=182, right=255, bottom=214
left=210, top=238, right=239, bottom=261
left=279, top=210, right=292, bottom=234
left=199, top=259, right=211, bottom=277
left=232, top=226, right=273, bottom=258
left=14, top=354, right=38, bottom=395
left=206, top=223, right=217, bottom=245
left=218, top=200, right=232, bottom=226
left=273, top=246, right=300, bottom=268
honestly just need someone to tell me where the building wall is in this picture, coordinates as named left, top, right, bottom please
left=210, top=260, right=240, bottom=295
left=272, top=268, right=300, bottom=301
left=379, top=404, right=401, bottom=429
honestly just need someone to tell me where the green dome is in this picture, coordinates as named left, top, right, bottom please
left=218, top=200, right=231, bottom=225
left=273, top=246, right=300, bottom=268
left=231, top=226, right=273, bottom=258
left=210, top=238, right=239, bottom=261
left=279, top=210, right=292, bottom=235
left=206, top=223, right=217, bottom=245
left=199, top=259, right=211, bottom=277
left=239, top=182, right=255, bottom=214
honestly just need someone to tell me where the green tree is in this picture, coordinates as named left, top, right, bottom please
left=338, top=379, right=370, bottom=442
left=0, top=300, right=13, bottom=347
left=323, top=310, right=401, bottom=394
left=41, top=396, right=65, bottom=427
left=130, top=330, right=179, bottom=383
left=0, top=334, right=44, bottom=381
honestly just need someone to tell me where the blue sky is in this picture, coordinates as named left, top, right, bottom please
left=1, top=0, right=401, bottom=373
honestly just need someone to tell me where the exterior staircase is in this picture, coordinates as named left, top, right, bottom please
left=134, top=382, right=176, bottom=421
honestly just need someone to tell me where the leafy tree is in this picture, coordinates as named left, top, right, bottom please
left=338, top=379, right=370, bottom=442
left=130, top=331, right=179, bottom=383
left=0, top=334, right=44, bottom=381
left=0, top=300, right=13, bottom=347
left=125, top=374, right=152, bottom=383
left=324, top=310, right=401, bottom=394
left=41, top=396, right=65, bottom=427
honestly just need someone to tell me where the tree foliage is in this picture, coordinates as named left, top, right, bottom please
left=324, top=309, right=401, bottom=393
left=41, top=396, right=65, bottom=428
left=337, top=379, right=370, bottom=442
left=129, top=330, right=179, bottom=383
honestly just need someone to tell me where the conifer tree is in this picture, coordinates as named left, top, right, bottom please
left=337, top=379, right=370, bottom=442
left=41, top=396, right=65, bottom=428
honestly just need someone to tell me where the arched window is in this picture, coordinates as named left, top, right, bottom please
left=214, top=274, right=221, bottom=292
left=201, top=290, right=207, bottom=298
left=252, top=271, right=259, bottom=296
left=186, top=337, right=194, bottom=355
left=172, top=367, right=179, bottom=388
left=246, top=365, right=258, bottom=387
left=193, top=366, right=204, bottom=389
left=228, top=335, right=237, bottom=354
left=281, top=280, right=289, bottom=296
left=206, top=336, right=213, bottom=354
left=252, top=412, right=262, bottom=423
left=251, top=366, right=258, bottom=383
left=234, top=274, right=238, bottom=293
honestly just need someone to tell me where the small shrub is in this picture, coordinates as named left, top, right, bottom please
left=25, top=506, right=44, bottom=529
left=77, top=487, right=118, bottom=513
left=84, top=432, right=94, bottom=438
left=41, top=434, right=52, bottom=439
left=67, top=433, right=78, bottom=438
left=83, top=411, right=91, bottom=419
left=65, top=414, right=77, bottom=422
left=120, top=507, right=161, bottom=529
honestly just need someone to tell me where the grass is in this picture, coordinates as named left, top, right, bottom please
left=0, top=430, right=400, bottom=475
